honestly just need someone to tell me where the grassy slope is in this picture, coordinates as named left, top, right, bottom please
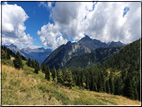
left=2, top=63, right=140, bottom=105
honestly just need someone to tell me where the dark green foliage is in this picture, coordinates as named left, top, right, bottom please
left=13, top=51, right=23, bottom=69
left=45, top=65, right=50, bottom=81
left=57, top=69, right=64, bottom=84
left=7, top=51, right=10, bottom=59
left=27, top=58, right=31, bottom=67
left=27, top=58, right=40, bottom=71
left=42, top=63, right=46, bottom=73
left=71, top=39, right=140, bottom=100
left=1, top=45, right=15, bottom=60
left=105, top=80, right=110, bottom=93
left=51, top=66, right=57, bottom=81
left=35, top=60, right=40, bottom=71
left=64, top=69, right=73, bottom=88
left=34, top=67, right=38, bottom=74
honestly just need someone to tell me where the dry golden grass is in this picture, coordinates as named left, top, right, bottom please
left=2, top=64, right=141, bottom=105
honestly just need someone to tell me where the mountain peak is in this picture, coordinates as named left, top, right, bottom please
left=84, top=35, right=91, bottom=40
left=79, top=35, right=92, bottom=42
left=109, top=41, right=123, bottom=47
left=9, top=44, right=17, bottom=48
left=66, top=41, right=72, bottom=45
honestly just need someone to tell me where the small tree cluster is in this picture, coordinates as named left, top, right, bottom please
left=42, top=64, right=51, bottom=81
left=13, top=51, right=23, bottom=69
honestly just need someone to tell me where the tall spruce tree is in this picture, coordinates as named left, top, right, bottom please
left=64, top=69, right=73, bottom=88
left=34, top=67, right=38, bottom=74
left=27, top=58, right=31, bottom=67
left=42, top=64, right=46, bottom=73
left=45, top=65, right=50, bottom=81
left=109, top=72, right=115, bottom=94
left=51, top=66, right=57, bottom=81
left=57, top=68, right=64, bottom=84
left=13, top=51, right=23, bottom=69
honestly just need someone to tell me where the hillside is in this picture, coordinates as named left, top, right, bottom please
left=71, top=39, right=140, bottom=100
left=65, top=46, right=123, bottom=69
left=2, top=64, right=140, bottom=105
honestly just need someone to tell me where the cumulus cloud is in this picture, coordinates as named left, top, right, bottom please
left=37, top=23, right=67, bottom=49
left=38, top=2, right=141, bottom=49
left=2, top=3, right=34, bottom=49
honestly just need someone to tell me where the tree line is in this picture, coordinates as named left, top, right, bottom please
left=71, top=39, right=140, bottom=100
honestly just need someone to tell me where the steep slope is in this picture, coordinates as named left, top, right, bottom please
left=71, top=39, right=140, bottom=100
left=21, top=47, right=52, bottom=64
left=102, top=39, right=140, bottom=72
left=65, top=46, right=123, bottom=69
left=2, top=64, right=140, bottom=105
left=43, top=35, right=123, bottom=69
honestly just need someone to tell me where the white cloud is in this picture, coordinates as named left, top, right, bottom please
left=2, top=3, right=34, bottom=49
left=39, top=2, right=53, bottom=9
left=38, top=2, right=141, bottom=49
left=37, top=23, right=67, bottom=49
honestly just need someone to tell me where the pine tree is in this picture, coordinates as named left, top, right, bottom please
left=115, top=77, right=122, bottom=95
left=51, top=66, right=57, bottom=81
left=42, top=63, right=46, bottom=73
left=106, top=80, right=110, bottom=93
left=27, top=58, right=31, bottom=67
left=7, top=50, right=10, bottom=59
left=64, top=69, right=73, bottom=88
left=109, top=72, right=115, bottom=94
left=57, top=68, right=64, bottom=84
left=2, top=49, right=6, bottom=59
left=34, top=67, right=38, bottom=74
left=13, top=51, right=23, bottom=69
left=35, top=60, right=40, bottom=71
left=31, top=59, right=35, bottom=68
left=94, top=82, right=97, bottom=91
left=45, top=65, right=50, bottom=81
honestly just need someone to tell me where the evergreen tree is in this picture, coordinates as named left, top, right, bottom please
left=7, top=50, right=10, bottom=59
left=51, top=66, right=57, bottom=81
left=34, top=67, right=38, bottom=74
left=45, top=65, right=50, bottom=81
left=35, top=60, right=40, bottom=71
left=64, top=69, right=73, bottom=88
left=109, top=72, right=115, bottom=94
left=57, top=68, right=64, bottom=84
left=42, top=63, right=46, bottom=73
left=85, top=73, right=90, bottom=89
left=27, top=58, right=31, bottom=67
left=115, top=77, right=122, bottom=95
left=127, top=75, right=135, bottom=99
left=94, top=82, right=98, bottom=91
left=13, top=51, right=23, bottom=69
left=2, top=49, right=6, bottom=59
left=31, top=60, right=35, bottom=68
left=106, top=80, right=110, bottom=93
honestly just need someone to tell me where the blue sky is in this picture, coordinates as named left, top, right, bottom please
left=7, top=2, right=54, bottom=48
left=2, top=2, right=141, bottom=49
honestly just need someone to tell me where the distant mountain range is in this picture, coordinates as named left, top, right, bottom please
left=42, top=35, right=124, bottom=69
left=5, top=44, right=52, bottom=64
